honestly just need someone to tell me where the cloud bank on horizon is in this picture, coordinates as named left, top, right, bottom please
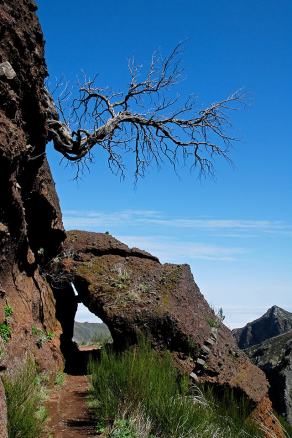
left=64, top=209, right=292, bottom=235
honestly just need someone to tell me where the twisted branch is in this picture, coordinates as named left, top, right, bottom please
left=47, top=44, right=244, bottom=178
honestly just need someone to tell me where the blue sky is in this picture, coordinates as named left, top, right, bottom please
left=37, top=0, right=292, bottom=328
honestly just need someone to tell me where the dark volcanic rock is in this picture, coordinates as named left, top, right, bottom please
left=0, top=2, right=66, bottom=433
left=46, top=230, right=288, bottom=435
left=246, top=331, right=292, bottom=424
left=233, top=306, right=292, bottom=349
left=50, top=230, right=270, bottom=407
left=233, top=306, right=292, bottom=425
left=244, top=328, right=292, bottom=425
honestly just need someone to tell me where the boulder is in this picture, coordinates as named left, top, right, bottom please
left=46, top=230, right=288, bottom=435
left=52, top=230, right=270, bottom=406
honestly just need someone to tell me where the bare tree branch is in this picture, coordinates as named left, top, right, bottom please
left=47, top=44, right=244, bottom=179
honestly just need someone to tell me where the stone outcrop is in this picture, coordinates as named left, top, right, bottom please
left=0, top=1, right=66, bottom=433
left=46, top=230, right=286, bottom=435
left=246, top=331, right=292, bottom=425
left=234, top=307, right=292, bottom=425
left=50, top=232, right=268, bottom=401
left=233, top=306, right=292, bottom=349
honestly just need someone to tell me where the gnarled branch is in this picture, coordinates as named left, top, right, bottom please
left=47, top=44, right=244, bottom=179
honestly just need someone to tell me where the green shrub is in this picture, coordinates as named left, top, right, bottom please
left=54, top=370, right=66, bottom=386
left=207, top=307, right=225, bottom=328
left=2, top=357, right=47, bottom=438
left=90, top=333, right=113, bottom=347
left=0, top=322, right=11, bottom=343
left=207, top=317, right=219, bottom=328
left=31, top=325, right=54, bottom=347
left=109, top=419, right=135, bottom=438
left=89, top=338, right=263, bottom=438
left=46, top=330, right=54, bottom=341
left=4, top=303, right=13, bottom=319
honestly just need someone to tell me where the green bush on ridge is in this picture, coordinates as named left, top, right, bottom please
left=88, top=337, right=263, bottom=438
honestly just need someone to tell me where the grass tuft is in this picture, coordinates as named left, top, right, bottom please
left=54, top=370, right=66, bottom=386
left=89, top=337, right=263, bottom=438
left=2, top=356, right=47, bottom=438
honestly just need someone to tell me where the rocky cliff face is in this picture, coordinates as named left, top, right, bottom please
left=0, top=3, right=67, bottom=434
left=233, top=306, right=292, bottom=349
left=0, top=0, right=65, bottom=383
left=234, top=307, right=292, bottom=425
left=247, top=332, right=292, bottom=425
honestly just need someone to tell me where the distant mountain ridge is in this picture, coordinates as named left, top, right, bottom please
left=233, top=305, right=292, bottom=425
left=73, top=322, right=112, bottom=345
left=232, top=305, right=292, bottom=349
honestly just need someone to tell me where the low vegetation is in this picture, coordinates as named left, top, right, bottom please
left=0, top=322, right=11, bottom=343
left=74, top=321, right=112, bottom=346
left=31, top=325, right=54, bottom=347
left=278, top=416, right=292, bottom=437
left=89, top=338, right=263, bottom=438
left=0, top=302, right=14, bottom=343
left=2, top=357, right=47, bottom=438
left=54, top=370, right=66, bottom=386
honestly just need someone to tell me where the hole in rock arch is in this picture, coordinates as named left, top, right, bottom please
left=73, top=303, right=113, bottom=348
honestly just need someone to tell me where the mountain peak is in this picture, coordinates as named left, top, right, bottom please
left=233, top=305, right=292, bottom=349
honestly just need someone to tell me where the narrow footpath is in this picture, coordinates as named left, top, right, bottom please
left=45, top=374, right=97, bottom=438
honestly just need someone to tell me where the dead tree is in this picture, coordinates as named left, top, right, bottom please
left=47, top=45, right=243, bottom=179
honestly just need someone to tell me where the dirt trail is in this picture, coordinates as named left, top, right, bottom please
left=45, top=374, right=97, bottom=438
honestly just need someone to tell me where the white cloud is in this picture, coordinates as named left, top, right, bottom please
left=146, top=218, right=282, bottom=230
left=62, top=209, right=292, bottom=263
left=117, top=235, right=244, bottom=262
left=63, top=209, right=292, bottom=236
left=63, top=209, right=160, bottom=229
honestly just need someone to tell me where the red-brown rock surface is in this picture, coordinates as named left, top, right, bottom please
left=251, top=396, right=286, bottom=438
left=0, top=1, right=65, bottom=434
left=55, top=231, right=268, bottom=402
left=0, top=378, right=7, bottom=438
left=47, top=230, right=285, bottom=436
